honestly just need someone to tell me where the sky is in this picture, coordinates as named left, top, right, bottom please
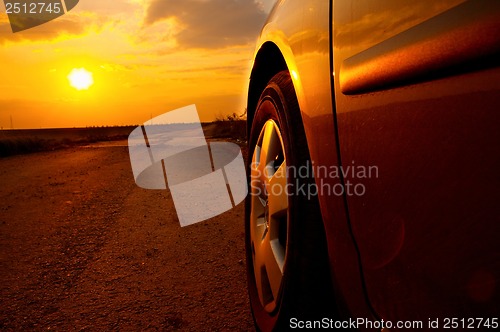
left=0, top=0, right=276, bottom=129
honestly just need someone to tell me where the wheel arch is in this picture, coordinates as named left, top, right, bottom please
left=247, top=42, right=288, bottom=138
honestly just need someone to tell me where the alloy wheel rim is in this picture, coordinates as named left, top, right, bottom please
left=250, top=119, right=289, bottom=313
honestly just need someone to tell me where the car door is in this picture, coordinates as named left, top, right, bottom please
left=333, top=0, right=500, bottom=324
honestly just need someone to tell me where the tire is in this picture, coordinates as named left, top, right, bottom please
left=245, top=71, right=336, bottom=331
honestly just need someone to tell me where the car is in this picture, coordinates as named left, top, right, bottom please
left=245, top=0, right=500, bottom=330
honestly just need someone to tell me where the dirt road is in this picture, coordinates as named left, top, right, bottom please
left=0, top=141, right=254, bottom=331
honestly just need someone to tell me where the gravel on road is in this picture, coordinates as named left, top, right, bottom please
left=0, top=141, right=254, bottom=331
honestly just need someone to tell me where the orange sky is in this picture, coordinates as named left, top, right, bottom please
left=0, top=0, right=274, bottom=129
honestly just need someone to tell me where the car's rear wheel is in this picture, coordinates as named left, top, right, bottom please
left=246, top=71, right=336, bottom=330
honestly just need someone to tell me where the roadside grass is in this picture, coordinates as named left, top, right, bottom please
left=0, top=121, right=247, bottom=158
left=0, top=127, right=135, bottom=158
left=202, top=120, right=246, bottom=141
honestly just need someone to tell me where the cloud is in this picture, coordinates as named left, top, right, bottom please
left=144, top=0, right=266, bottom=48
left=0, top=12, right=109, bottom=44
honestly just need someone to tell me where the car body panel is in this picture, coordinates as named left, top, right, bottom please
left=334, top=0, right=500, bottom=322
left=248, top=0, right=500, bottom=326
left=249, top=0, right=376, bottom=320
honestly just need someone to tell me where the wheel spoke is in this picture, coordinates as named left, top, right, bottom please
left=259, top=122, right=280, bottom=184
left=250, top=155, right=267, bottom=201
left=268, top=161, right=288, bottom=218
left=250, top=195, right=266, bottom=240
left=262, top=235, right=284, bottom=301
left=251, top=235, right=266, bottom=304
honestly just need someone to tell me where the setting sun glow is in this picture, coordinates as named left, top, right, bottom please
left=0, top=0, right=276, bottom=128
left=68, top=68, right=94, bottom=91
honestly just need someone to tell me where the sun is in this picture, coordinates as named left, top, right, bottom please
left=68, top=68, right=94, bottom=90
